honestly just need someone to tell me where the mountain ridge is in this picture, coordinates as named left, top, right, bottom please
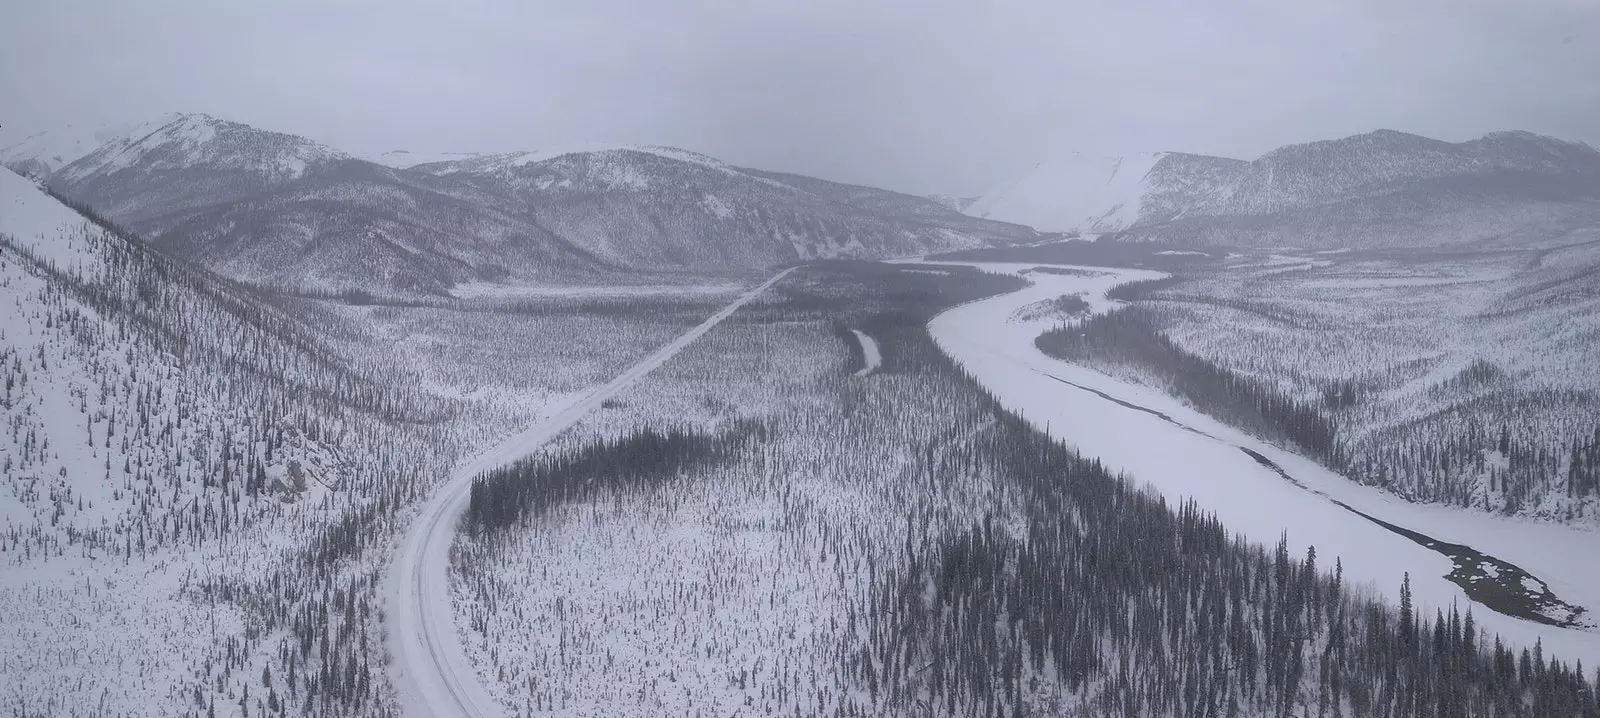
left=968, top=129, right=1600, bottom=245
left=30, top=113, right=1032, bottom=293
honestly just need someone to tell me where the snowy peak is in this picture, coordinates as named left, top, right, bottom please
left=49, top=113, right=357, bottom=224
left=0, top=113, right=184, bottom=178
left=57, top=112, right=349, bottom=185
left=1, top=128, right=103, bottom=178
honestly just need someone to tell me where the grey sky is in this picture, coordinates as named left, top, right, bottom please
left=3, top=0, right=1597, bottom=195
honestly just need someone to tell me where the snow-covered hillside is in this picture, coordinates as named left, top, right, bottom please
left=0, top=167, right=451, bottom=714
left=0, top=164, right=789, bottom=716
left=52, top=113, right=352, bottom=223
left=970, top=130, right=1600, bottom=246
left=1128, top=244, right=1600, bottom=525
left=0, top=115, right=182, bottom=179
left=36, top=114, right=1032, bottom=293
left=390, top=142, right=1034, bottom=272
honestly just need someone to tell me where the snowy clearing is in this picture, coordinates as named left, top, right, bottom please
left=920, top=260, right=1600, bottom=667
left=850, top=329, right=881, bottom=376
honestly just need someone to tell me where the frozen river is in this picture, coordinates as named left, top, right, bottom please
left=920, top=261, right=1600, bottom=666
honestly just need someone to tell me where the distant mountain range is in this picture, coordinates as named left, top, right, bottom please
left=969, top=130, right=1600, bottom=248
left=3, top=114, right=1035, bottom=294
left=10, top=116, right=1600, bottom=291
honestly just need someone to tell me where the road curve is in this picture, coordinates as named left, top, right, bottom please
left=385, top=268, right=794, bottom=718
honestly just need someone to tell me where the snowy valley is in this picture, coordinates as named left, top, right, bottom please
left=2, top=110, right=1600, bottom=718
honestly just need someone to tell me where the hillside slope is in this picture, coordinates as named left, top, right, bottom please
left=0, top=115, right=183, bottom=179
left=0, top=166, right=454, bottom=714
left=406, top=147, right=1033, bottom=268
left=44, top=117, right=1034, bottom=293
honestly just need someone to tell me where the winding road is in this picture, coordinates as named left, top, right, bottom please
left=384, top=268, right=793, bottom=718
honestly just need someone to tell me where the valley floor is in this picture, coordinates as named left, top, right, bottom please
left=444, top=261, right=1599, bottom=717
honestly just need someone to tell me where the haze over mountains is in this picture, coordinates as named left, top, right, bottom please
left=969, top=129, right=1600, bottom=247
left=8, top=113, right=1600, bottom=295
left=4, top=113, right=1035, bottom=295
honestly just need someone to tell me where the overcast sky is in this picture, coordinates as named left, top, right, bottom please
left=3, top=0, right=1597, bottom=195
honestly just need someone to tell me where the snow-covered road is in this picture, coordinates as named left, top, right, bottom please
left=385, top=268, right=793, bottom=718
left=922, top=261, right=1600, bottom=666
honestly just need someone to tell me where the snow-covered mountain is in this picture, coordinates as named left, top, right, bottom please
left=1221, top=129, right=1600, bottom=216
left=141, top=159, right=603, bottom=294
left=971, top=130, right=1600, bottom=247
left=407, top=148, right=1036, bottom=269
left=0, top=114, right=182, bottom=179
left=38, top=115, right=1033, bottom=293
left=52, top=113, right=352, bottom=224
left=44, top=114, right=590, bottom=293
left=409, top=147, right=915, bottom=268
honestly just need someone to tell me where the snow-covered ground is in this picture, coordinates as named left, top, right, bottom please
left=923, top=261, right=1600, bottom=666
left=850, top=329, right=881, bottom=376
left=1, top=167, right=449, bottom=716
left=1161, top=247, right=1600, bottom=523
left=386, top=269, right=792, bottom=718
